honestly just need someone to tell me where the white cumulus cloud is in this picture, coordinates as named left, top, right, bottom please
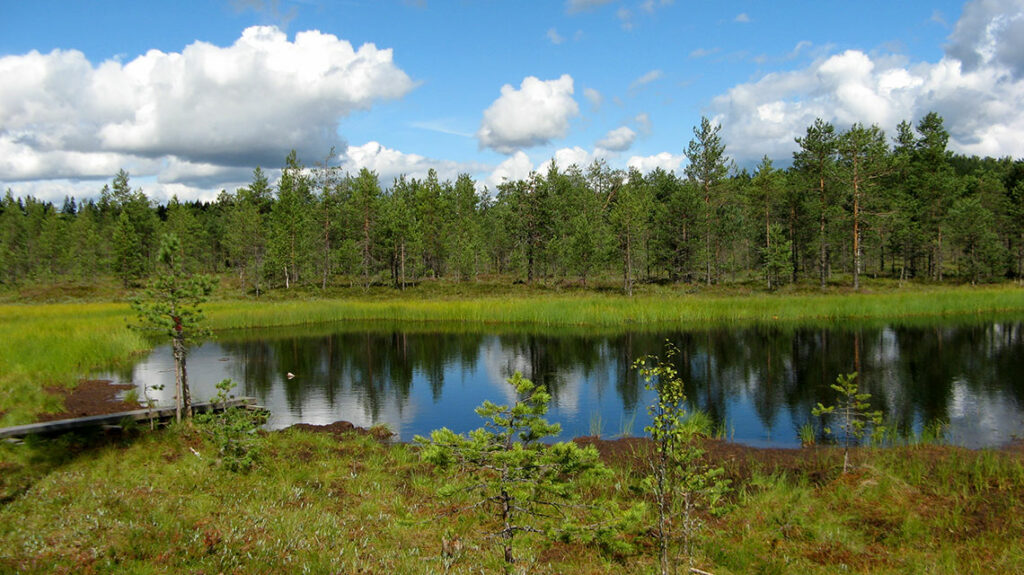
left=541, top=146, right=620, bottom=176
left=0, top=25, right=415, bottom=198
left=596, top=126, right=637, bottom=151
left=627, top=152, right=684, bottom=174
left=548, top=147, right=598, bottom=173
left=946, top=0, right=1024, bottom=78
left=706, top=1, right=1024, bottom=165
left=484, top=151, right=535, bottom=190
left=477, top=75, right=580, bottom=154
left=341, top=141, right=477, bottom=186
left=710, top=32, right=1024, bottom=165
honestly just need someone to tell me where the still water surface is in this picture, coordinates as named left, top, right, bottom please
left=98, top=319, right=1024, bottom=448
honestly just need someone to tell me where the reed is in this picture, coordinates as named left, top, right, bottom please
left=203, top=285, right=1024, bottom=330
left=0, top=302, right=149, bottom=425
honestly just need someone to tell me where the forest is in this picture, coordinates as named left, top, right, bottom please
left=2, top=112, right=1023, bottom=294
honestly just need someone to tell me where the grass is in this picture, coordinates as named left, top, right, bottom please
left=0, top=426, right=1021, bottom=573
left=0, top=302, right=150, bottom=425
left=201, top=283, right=1024, bottom=329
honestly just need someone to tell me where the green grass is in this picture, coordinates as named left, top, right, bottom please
left=0, top=427, right=1021, bottom=574
left=202, top=284, right=1024, bottom=329
left=0, top=302, right=150, bottom=425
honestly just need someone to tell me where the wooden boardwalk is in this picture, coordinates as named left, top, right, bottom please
left=0, top=398, right=264, bottom=440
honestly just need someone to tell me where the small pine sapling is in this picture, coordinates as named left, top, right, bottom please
left=812, top=372, right=885, bottom=473
left=132, top=233, right=216, bottom=423
left=416, top=372, right=612, bottom=573
left=634, top=342, right=730, bottom=575
left=195, top=378, right=267, bottom=472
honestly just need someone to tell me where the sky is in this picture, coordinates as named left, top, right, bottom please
left=2, top=0, right=1023, bottom=203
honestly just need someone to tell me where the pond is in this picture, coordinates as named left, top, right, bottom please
left=97, top=318, right=1024, bottom=448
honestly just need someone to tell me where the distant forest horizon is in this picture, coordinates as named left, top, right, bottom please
left=2, top=113, right=1023, bottom=293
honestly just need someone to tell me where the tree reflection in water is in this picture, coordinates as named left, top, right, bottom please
left=106, top=318, right=1024, bottom=447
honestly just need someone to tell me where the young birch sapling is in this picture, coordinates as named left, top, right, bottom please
left=635, top=342, right=730, bottom=575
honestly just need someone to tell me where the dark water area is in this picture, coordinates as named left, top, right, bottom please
left=98, top=319, right=1024, bottom=448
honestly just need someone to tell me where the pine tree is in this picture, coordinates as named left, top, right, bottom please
left=381, top=175, right=421, bottom=289
left=794, top=118, right=838, bottom=289
left=132, top=234, right=216, bottom=422
left=610, top=168, right=653, bottom=295
left=416, top=372, right=610, bottom=571
left=685, top=116, right=730, bottom=285
left=838, top=123, right=889, bottom=290
left=448, top=173, right=481, bottom=281
left=313, top=150, right=344, bottom=290
left=0, top=191, right=27, bottom=286
left=267, top=152, right=314, bottom=288
left=348, top=168, right=382, bottom=288
left=948, top=196, right=1006, bottom=284
left=750, top=157, right=784, bottom=289
left=112, top=211, right=145, bottom=287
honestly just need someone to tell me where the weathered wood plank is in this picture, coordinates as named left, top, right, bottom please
left=0, top=398, right=263, bottom=439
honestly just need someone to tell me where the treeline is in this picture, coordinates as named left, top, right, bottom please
left=2, top=113, right=1023, bottom=294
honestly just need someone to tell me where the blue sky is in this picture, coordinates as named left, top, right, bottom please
left=2, top=0, right=1022, bottom=202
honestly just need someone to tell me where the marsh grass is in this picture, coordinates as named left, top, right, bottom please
left=706, top=445, right=1024, bottom=574
left=1, top=427, right=1021, bottom=574
left=616, top=410, right=638, bottom=438
left=0, top=303, right=150, bottom=425
left=202, top=284, right=1024, bottom=330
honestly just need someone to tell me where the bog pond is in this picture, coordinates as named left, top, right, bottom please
left=98, top=318, right=1024, bottom=448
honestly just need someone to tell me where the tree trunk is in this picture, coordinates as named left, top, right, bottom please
left=705, top=183, right=712, bottom=286
left=1018, top=232, right=1023, bottom=285
left=180, top=344, right=192, bottom=420
left=790, top=204, right=799, bottom=283
left=657, top=454, right=669, bottom=575
left=624, top=232, right=633, bottom=296
left=322, top=215, right=330, bottom=290
left=765, top=202, right=772, bottom=290
left=501, top=489, right=514, bottom=570
left=173, top=341, right=182, bottom=424
left=289, top=229, right=296, bottom=288
left=853, top=167, right=861, bottom=291
left=819, top=173, right=827, bottom=289
left=172, top=336, right=192, bottom=422
left=362, top=208, right=371, bottom=289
